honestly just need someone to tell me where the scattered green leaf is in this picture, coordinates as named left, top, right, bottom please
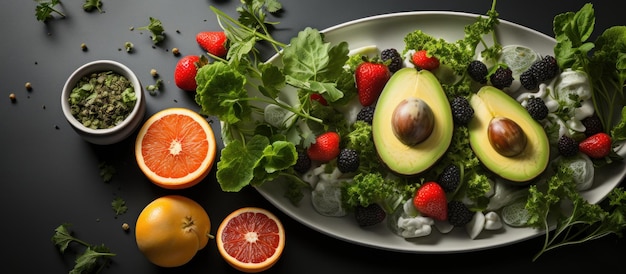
left=137, top=17, right=165, bottom=44
left=34, top=0, right=65, bottom=22
left=111, top=197, right=128, bottom=217
left=51, top=224, right=116, bottom=274
left=98, top=162, right=115, bottom=183
left=83, top=0, right=102, bottom=13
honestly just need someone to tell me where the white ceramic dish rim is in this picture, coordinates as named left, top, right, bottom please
left=61, top=60, right=143, bottom=136
left=250, top=10, right=626, bottom=253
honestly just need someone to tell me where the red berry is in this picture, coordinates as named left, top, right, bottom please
left=310, top=93, right=328, bottom=106
left=196, top=31, right=228, bottom=58
left=578, top=132, right=612, bottom=159
left=307, top=132, right=340, bottom=162
left=413, top=181, right=447, bottom=221
left=411, top=50, right=440, bottom=71
left=174, top=55, right=202, bottom=91
left=355, top=62, right=390, bottom=106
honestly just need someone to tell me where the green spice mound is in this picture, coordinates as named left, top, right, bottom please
left=69, top=71, right=137, bottom=129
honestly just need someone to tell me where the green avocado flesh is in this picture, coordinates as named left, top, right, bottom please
left=372, top=68, right=453, bottom=175
left=468, top=86, right=550, bottom=182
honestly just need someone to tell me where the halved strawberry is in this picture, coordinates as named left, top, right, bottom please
left=355, top=61, right=390, bottom=106
left=413, top=181, right=447, bottom=221
left=412, top=50, right=440, bottom=71
left=307, top=132, right=340, bottom=162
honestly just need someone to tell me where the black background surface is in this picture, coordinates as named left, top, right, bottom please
left=1, top=0, right=624, bottom=273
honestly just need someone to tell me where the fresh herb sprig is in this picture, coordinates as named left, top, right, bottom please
left=525, top=163, right=626, bottom=261
left=34, top=0, right=65, bottom=22
left=83, top=0, right=103, bottom=13
left=137, top=17, right=165, bottom=44
left=51, top=224, right=116, bottom=274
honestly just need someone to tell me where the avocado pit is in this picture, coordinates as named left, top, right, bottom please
left=487, top=117, right=527, bottom=157
left=391, top=97, right=435, bottom=146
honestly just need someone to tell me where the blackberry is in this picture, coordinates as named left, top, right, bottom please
left=381, top=48, right=403, bottom=73
left=294, top=149, right=311, bottom=173
left=447, top=200, right=474, bottom=227
left=438, top=164, right=461, bottom=193
left=337, top=148, right=360, bottom=173
left=529, top=55, right=559, bottom=82
left=582, top=115, right=604, bottom=137
left=490, top=66, right=514, bottom=89
left=525, top=97, right=548, bottom=120
left=467, top=60, right=488, bottom=84
left=356, top=105, right=375, bottom=124
left=519, top=69, right=538, bottom=90
left=557, top=135, right=579, bottom=157
left=450, top=96, right=474, bottom=125
left=355, top=203, right=386, bottom=226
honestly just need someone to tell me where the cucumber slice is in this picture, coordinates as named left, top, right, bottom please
left=264, top=104, right=296, bottom=129
left=499, top=45, right=540, bottom=79
left=501, top=199, right=531, bottom=227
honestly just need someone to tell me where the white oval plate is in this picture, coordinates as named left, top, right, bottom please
left=254, top=11, right=626, bottom=253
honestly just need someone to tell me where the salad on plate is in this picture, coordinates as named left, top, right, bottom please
left=193, top=0, right=626, bottom=259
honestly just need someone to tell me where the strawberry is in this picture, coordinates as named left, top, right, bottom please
left=355, top=61, right=390, bottom=106
left=174, top=55, right=207, bottom=91
left=413, top=181, right=447, bottom=221
left=196, top=31, right=228, bottom=58
left=411, top=50, right=440, bottom=71
left=310, top=93, right=328, bottom=106
left=307, top=132, right=340, bottom=162
left=578, top=132, right=612, bottom=159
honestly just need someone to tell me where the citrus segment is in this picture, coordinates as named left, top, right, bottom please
left=135, top=107, right=216, bottom=189
left=217, top=207, right=285, bottom=273
left=135, top=195, right=212, bottom=267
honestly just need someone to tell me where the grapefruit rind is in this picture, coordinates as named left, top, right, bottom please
left=135, top=107, right=217, bottom=189
left=216, top=207, right=285, bottom=273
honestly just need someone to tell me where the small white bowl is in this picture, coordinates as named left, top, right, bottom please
left=61, top=60, right=146, bottom=145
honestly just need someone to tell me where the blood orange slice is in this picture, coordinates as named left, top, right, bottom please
left=135, top=107, right=216, bottom=189
left=217, top=207, right=285, bottom=273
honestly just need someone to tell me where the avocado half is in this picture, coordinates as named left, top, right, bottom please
left=372, top=68, right=453, bottom=175
left=468, top=86, right=549, bottom=183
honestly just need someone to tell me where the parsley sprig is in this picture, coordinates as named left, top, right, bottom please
left=525, top=163, right=626, bottom=261
left=51, top=224, right=116, bottom=274
left=34, top=0, right=65, bottom=22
